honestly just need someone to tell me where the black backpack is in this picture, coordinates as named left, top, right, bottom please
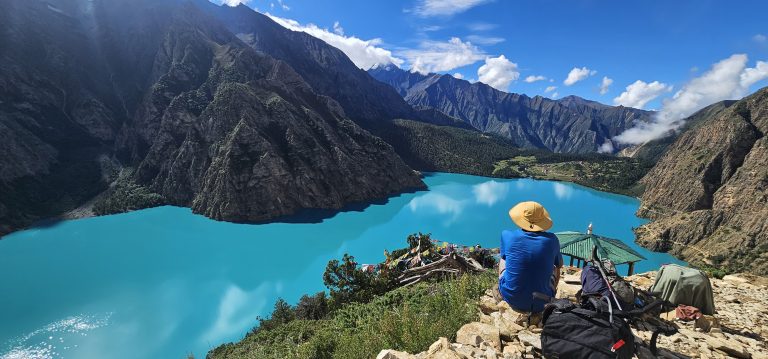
left=541, top=298, right=634, bottom=359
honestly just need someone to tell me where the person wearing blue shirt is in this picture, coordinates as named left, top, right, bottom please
left=498, top=201, right=563, bottom=325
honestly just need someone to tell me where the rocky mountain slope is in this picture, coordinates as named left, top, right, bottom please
left=620, top=100, right=737, bottom=163
left=634, top=87, right=768, bottom=275
left=0, top=0, right=423, bottom=235
left=369, top=66, right=654, bottom=153
left=198, top=2, right=467, bottom=132
left=377, top=270, right=768, bottom=359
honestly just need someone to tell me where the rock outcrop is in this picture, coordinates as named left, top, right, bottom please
left=0, top=0, right=424, bottom=235
left=368, top=66, right=654, bottom=153
left=377, top=270, right=768, bottom=358
left=635, top=87, right=768, bottom=275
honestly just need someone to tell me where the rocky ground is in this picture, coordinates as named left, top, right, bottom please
left=377, top=268, right=768, bottom=359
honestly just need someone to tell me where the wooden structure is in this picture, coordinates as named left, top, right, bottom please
left=397, top=253, right=484, bottom=286
left=556, top=229, right=646, bottom=275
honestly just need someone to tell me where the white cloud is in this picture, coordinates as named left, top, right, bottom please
left=615, top=54, right=768, bottom=145
left=401, top=37, right=485, bottom=74
left=473, top=181, right=510, bottom=206
left=267, top=15, right=403, bottom=69
left=477, top=55, right=520, bottom=91
left=612, top=80, right=672, bottom=109
left=597, top=141, right=614, bottom=154
left=599, top=76, right=613, bottom=95
left=467, top=22, right=498, bottom=31
left=277, top=0, right=289, bottom=10
left=525, top=75, right=547, bottom=83
left=453, top=73, right=464, bottom=79
left=754, top=34, right=767, bottom=43
left=420, top=25, right=443, bottom=32
left=413, top=0, right=491, bottom=17
left=563, top=66, right=596, bottom=86
left=465, top=35, right=505, bottom=45
left=551, top=92, right=559, bottom=99
left=332, top=21, right=344, bottom=35
left=218, top=0, right=250, bottom=6
left=544, top=85, right=557, bottom=93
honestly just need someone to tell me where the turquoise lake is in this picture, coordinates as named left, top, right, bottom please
left=0, top=173, right=685, bottom=359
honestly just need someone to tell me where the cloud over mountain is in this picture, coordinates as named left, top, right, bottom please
left=564, top=67, right=596, bottom=86
left=613, top=80, right=672, bottom=109
left=477, top=55, right=519, bottom=91
left=266, top=15, right=403, bottom=69
left=599, top=76, right=613, bottom=95
left=525, top=75, right=547, bottom=83
left=615, top=54, right=768, bottom=144
left=401, top=37, right=485, bottom=74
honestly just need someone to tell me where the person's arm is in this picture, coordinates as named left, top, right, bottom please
left=553, top=241, right=563, bottom=290
left=498, top=232, right=506, bottom=278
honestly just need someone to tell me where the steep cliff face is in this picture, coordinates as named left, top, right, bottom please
left=636, top=88, right=768, bottom=274
left=620, top=101, right=736, bottom=163
left=369, top=66, right=653, bottom=153
left=0, top=0, right=423, bottom=235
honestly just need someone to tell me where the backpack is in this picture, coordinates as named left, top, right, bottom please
left=541, top=298, right=635, bottom=359
left=581, top=262, right=635, bottom=309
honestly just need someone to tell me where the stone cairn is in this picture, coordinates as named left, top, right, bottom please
left=377, top=268, right=768, bottom=359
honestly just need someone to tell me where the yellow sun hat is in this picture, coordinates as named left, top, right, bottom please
left=508, top=201, right=553, bottom=232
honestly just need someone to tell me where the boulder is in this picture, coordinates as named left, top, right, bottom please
left=503, top=343, right=523, bottom=357
left=427, top=337, right=451, bottom=355
left=377, top=349, right=415, bottom=359
left=517, top=331, right=542, bottom=351
left=496, top=300, right=512, bottom=313
left=494, top=311, right=525, bottom=340
left=695, top=315, right=720, bottom=332
left=456, top=322, right=501, bottom=350
left=556, top=282, right=581, bottom=300
left=705, top=336, right=751, bottom=359
left=479, top=295, right=499, bottom=314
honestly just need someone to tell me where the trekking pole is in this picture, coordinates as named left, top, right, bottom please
left=592, top=246, right=624, bottom=311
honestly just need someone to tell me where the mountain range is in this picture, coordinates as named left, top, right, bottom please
left=368, top=65, right=654, bottom=153
left=2, top=0, right=766, bottom=276
left=0, top=0, right=426, bottom=235
left=0, top=0, right=653, bottom=236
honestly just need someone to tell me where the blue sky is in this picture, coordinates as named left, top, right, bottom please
left=216, top=0, right=768, bottom=144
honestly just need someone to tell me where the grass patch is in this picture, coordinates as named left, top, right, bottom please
left=208, top=271, right=496, bottom=359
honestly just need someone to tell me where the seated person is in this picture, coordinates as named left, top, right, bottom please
left=498, top=201, right=563, bottom=324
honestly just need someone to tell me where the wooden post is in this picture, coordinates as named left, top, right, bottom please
left=569, top=256, right=574, bottom=267
left=627, top=262, right=635, bottom=276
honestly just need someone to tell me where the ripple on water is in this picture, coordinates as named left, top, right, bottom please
left=1, top=313, right=112, bottom=359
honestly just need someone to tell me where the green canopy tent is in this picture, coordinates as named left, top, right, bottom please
left=556, top=230, right=646, bottom=275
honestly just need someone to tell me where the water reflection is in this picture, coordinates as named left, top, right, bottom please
left=552, top=182, right=574, bottom=200
left=200, top=283, right=272, bottom=345
left=472, top=181, right=510, bottom=206
left=408, top=192, right=466, bottom=223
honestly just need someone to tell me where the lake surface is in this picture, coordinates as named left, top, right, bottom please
left=0, top=173, right=684, bottom=359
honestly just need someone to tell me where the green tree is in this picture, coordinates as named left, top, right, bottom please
left=295, top=292, right=329, bottom=320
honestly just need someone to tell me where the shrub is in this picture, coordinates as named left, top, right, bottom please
left=322, top=254, right=399, bottom=306
left=252, top=298, right=296, bottom=335
left=295, top=292, right=329, bottom=320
